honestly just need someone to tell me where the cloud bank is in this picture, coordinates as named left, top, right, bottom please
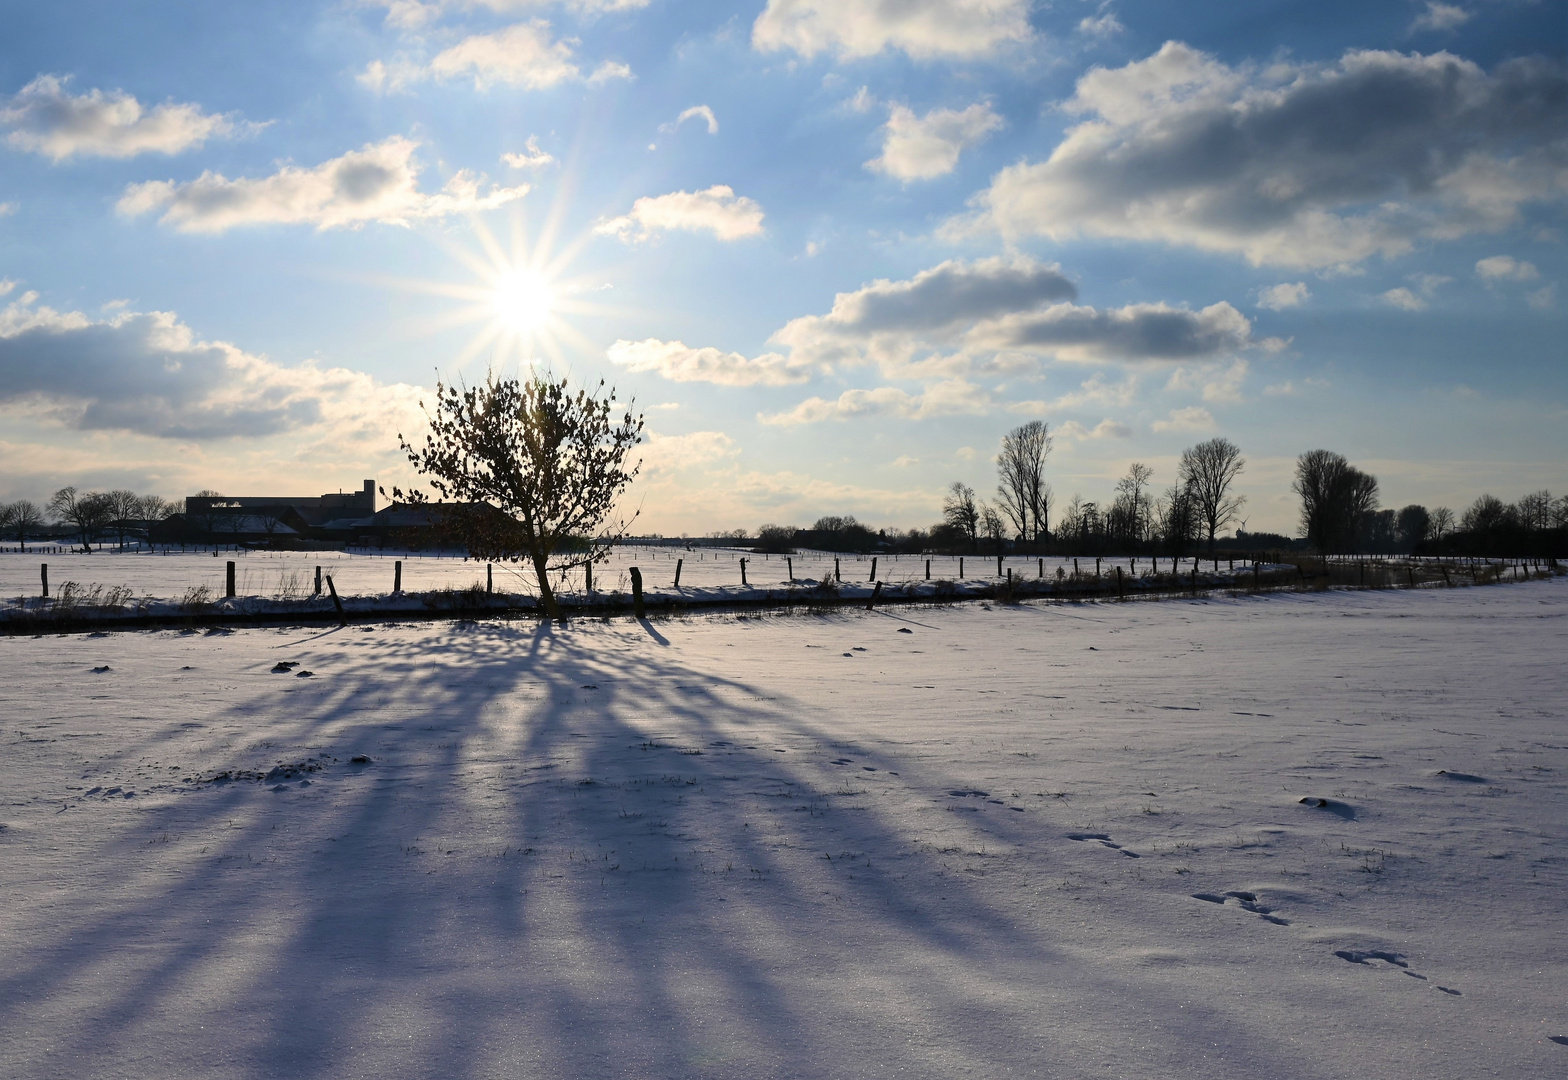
left=951, top=42, right=1568, bottom=268
left=0, top=290, right=420, bottom=441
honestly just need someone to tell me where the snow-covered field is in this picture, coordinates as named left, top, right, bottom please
left=2, top=581, right=1565, bottom=1078
left=0, top=545, right=1253, bottom=603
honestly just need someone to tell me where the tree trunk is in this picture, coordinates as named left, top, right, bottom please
left=531, top=549, right=561, bottom=619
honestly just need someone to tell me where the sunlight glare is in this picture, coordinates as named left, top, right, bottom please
left=490, top=268, right=556, bottom=335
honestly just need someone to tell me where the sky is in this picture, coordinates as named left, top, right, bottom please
left=0, top=0, right=1564, bottom=537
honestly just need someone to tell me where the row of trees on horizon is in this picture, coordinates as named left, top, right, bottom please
left=742, top=424, right=1568, bottom=559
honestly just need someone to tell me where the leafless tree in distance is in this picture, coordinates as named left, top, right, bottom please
left=942, top=481, right=980, bottom=552
left=4, top=500, right=45, bottom=551
left=995, top=421, right=1053, bottom=542
left=1429, top=506, right=1455, bottom=539
left=104, top=490, right=142, bottom=549
left=1111, top=463, right=1155, bottom=544
left=49, top=487, right=114, bottom=553
left=1293, top=450, right=1378, bottom=553
left=400, top=372, right=643, bottom=620
left=1178, top=437, right=1245, bottom=553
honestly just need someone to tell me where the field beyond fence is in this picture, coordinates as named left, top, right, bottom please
left=1, top=544, right=1561, bottom=633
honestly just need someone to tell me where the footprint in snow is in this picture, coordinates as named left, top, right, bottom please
left=1066, top=832, right=1139, bottom=857
left=1333, top=949, right=1459, bottom=993
left=1193, top=891, right=1290, bottom=924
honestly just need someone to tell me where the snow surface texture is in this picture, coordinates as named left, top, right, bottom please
left=2, top=582, right=1565, bottom=1078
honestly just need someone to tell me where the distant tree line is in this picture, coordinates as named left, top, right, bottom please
left=0, top=488, right=181, bottom=552
left=738, top=424, right=1565, bottom=559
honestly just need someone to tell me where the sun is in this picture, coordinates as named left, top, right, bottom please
left=382, top=205, right=613, bottom=370
left=489, top=268, right=557, bottom=335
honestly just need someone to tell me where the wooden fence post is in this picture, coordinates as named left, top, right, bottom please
left=1116, top=565, right=1125, bottom=600
left=1095, top=557, right=1101, bottom=580
left=40, top=563, right=48, bottom=598
left=586, top=561, right=593, bottom=593
left=1038, top=558, right=1043, bottom=578
left=835, top=557, right=841, bottom=583
left=867, top=581, right=883, bottom=611
left=226, top=561, right=236, bottom=598
left=997, top=554, right=1003, bottom=577
left=674, top=558, right=683, bottom=587
left=315, top=565, right=322, bottom=596
left=394, top=560, right=402, bottom=593
left=740, top=558, right=748, bottom=587
left=787, top=557, right=793, bottom=581
left=959, top=557, right=964, bottom=578
left=487, top=564, right=493, bottom=594
left=869, top=557, right=877, bottom=582
left=925, top=558, right=931, bottom=580
left=325, top=574, right=345, bottom=624
left=630, top=566, right=645, bottom=618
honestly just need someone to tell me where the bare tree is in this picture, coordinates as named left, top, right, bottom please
left=995, top=421, right=1053, bottom=543
left=1460, top=494, right=1511, bottom=534
left=1429, top=506, right=1455, bottom=539
left=1514, top=490, right=1552, bottom=532
left=1553, top=496, right=1568, bottom=531
left=400, top=372, right=643, bottom=619
left=104, top=489, right=142, bottom=549
left=1292, top=450, right=1378, bottom=553
left=980, top=504, right=1006, bottom=554
left=1178, top=437, right=1245, bottom=553
left=1156, top=482, right=1200, bottom=557
left=48, top=487, right=114, bottom=553
left=1111, top=463, right=1154, bottom=544
left=1395, top=505, right=1430, bottom=552
left=942, top=481, right=980, bottom=552
left=3, top=500, right=45, bottom=551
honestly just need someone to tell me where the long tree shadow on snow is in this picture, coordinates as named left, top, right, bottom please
left=0, top=613, right=1311, bottom=1079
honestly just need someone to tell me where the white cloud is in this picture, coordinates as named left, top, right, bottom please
left=1526, top=283, right=1557, bottom=310
left=362, top=21, right=633, bottom=93
left=752, top=0, right=1033, bottom=60
left=1475, top=255, right=1539, bottom=282
left=962, top=300, right=1253, bottom=366
left=1381, top=287, right=1427, bottom=310
left=0, top=290, right=422, bottom=441
left=117, top=137, right=527, bottom=234
left=951, top=42, right=1568, bottom=269
left=594, top=185, right=765, bottom=242
left=2, top=75, right=239, bottom=161
left=1057, top=418, right=1132, bottom=441
left=866, top=102, right=1003, bottom=181
left=1411, top=2, right=1470, bottom=32
left=1077, top=14, right=1124, bottom=37
left=640, top=430, right=736, bottom=476
left=759, top=379, right=990, bottom=426
left=1167, top=358, right=1249, bottom=403
left=607, top=338, right=815, bottom=386
left=1257, top=282, right=1311, bottom=310
left=1151, top=406, right=1215, bottom=433
left=501, top=135, right=556, bottom=169
left=661, top=105, right=719, bottom=135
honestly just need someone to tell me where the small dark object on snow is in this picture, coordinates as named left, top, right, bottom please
left=949, top=789, right=989, bottom=797
left=271, top=661, right=300, bottom=673
left=1301, top=797, right=1328, bottom=807
left=91, top=665, right=111, bottom=673
left=295, top=670, right=313, bottom=678
left=897, top=627, right=913, bottom=634
left=1436, top=770, right=1487, bottom=783
left=1087, top=646, right=1098, bottom=651
left=581, top=684, right=598, bottom=690
left=351, top=755, right=371, bottom=764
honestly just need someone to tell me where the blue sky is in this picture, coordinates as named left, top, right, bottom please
left=1, top=0, right=1563, bottom=536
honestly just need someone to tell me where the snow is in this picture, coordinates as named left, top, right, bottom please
left=0, top=546, right=1290, bottom=622
left=2, top=580, right=1565, bottom=1078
